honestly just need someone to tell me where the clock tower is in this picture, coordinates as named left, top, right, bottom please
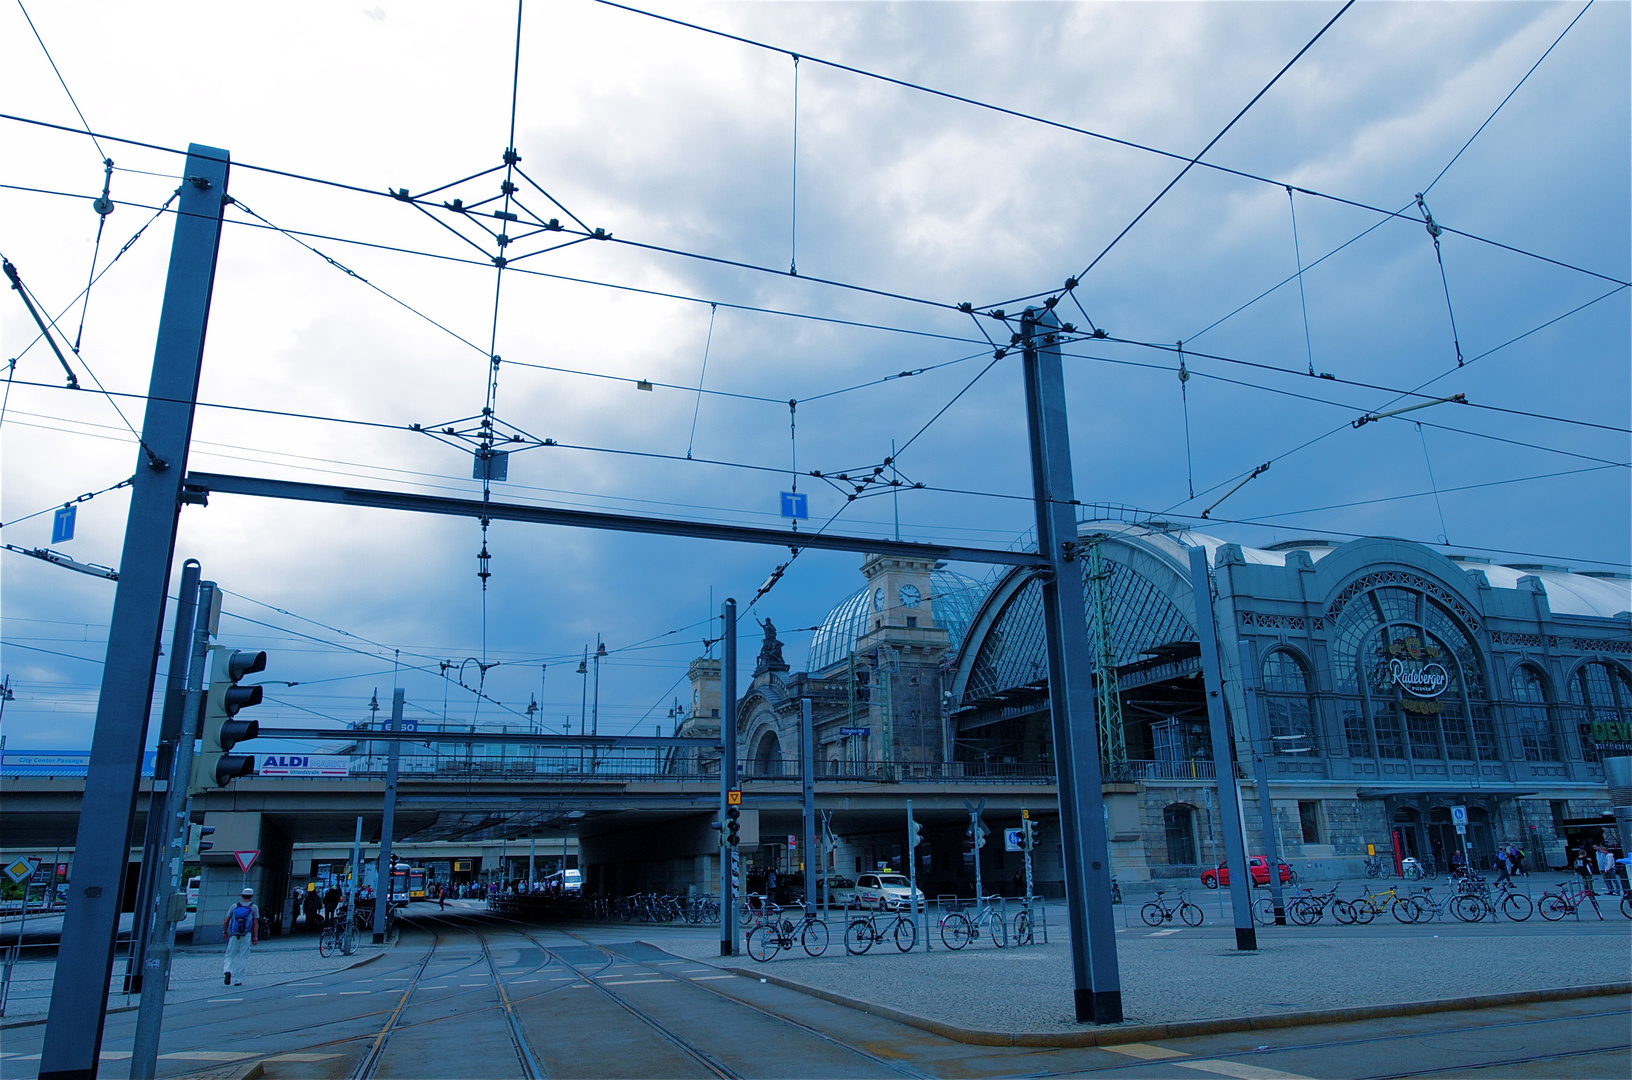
left=854, top=553, right=952, bottom=765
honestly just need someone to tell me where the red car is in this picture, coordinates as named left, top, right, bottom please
left=1200, top=856, right=1296, bottom=888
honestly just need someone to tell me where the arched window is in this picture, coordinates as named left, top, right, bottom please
left=1510, top=665, right=1560, bottom=762
left=753, top=731, right=784, bottom=776
left=1569, top=661, right=1632, bottom=764
left=1261, top=648, right=1318, bottom=756
left=1329, top=581, right=1496, bottom=764
left=1163, top=803, right=1199, bottom=865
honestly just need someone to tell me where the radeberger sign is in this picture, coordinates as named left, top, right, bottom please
left=1386, top=637, right=1449, bottom=715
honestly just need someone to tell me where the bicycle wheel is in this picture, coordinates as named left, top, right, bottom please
left=1251, top=898, right=1275, bottom=926
left=844, top=919, right=874, bottom=955
left=1140, top=902, right=1165, bottom=927
left=745, top=925, right=777, bottom=962
left=1538, top=894, right=1569, bottom=921
left=802, top=919, right=829, bottom=957
left=1180, top=902, right=1204, bottom=927
left=940, top=912, right=972, bottom=950
left=1013, top=910, right=1033, bottom=945
left=893, top=916, right=917, bottom=952
left=1451, top=895, right=1486, bottom=923
left=1285, top=869, right=1298, bottom=886
left=1352, top=901, right=1376, bottom=925
left=1288, top=899, right=1317, bottom=926
left=1333, top=900, right=1357, bottom=925
left=1620, top=894, right=1631, bottom=919
left=1391, top=898, right=1419, bottom=924
left=1501, top=893, right=1533, bottom=922
left=318, top=930, right=336, bottom=958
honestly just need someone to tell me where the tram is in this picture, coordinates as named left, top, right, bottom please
left=387, top=864, right=429, bottom=905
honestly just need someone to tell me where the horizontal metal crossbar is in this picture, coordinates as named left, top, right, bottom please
left=184, top=472, right=1049, bottom=566
left=256, top=727, right=718, bottom=749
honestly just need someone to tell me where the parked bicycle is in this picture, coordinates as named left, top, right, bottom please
left=845, top=909, right=917, bottom=954
left=1364, top=854, right=1388, bottom=878
left=1335, top=885, right=1416, bottom=924
left=1140, top=890, right=1203, bottom=928
left=940, top=895, right=1007, bottom=949
left=1287, top=883, right=1341, bottom=926
left=1539, top=880, right=1603, bottom=921
left=318, top=906, right=357, bottom=957
left=745, top=911, right=828, bottom=960
left=1012, top=898, right=1036, bottom=945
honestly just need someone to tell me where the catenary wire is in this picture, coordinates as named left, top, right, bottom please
left=13, top=0, right=106, bottom=161
left=1067, top=1, right=1356, bottom=286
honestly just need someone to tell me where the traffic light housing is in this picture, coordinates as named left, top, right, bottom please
left=974, top=822, right=989, bottom=849
left=908, top=817, right=923, bottom=849
left=194, top=648, right=266, bottom=789
left=725, top=805, right=741, bottom=847
left=184, top=823, right=215, bottom=859
left=1020, top=819, right=1036, bottom=851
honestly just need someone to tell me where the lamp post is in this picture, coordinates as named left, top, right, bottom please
left=577, top=649, right=588, bottom=771
left=591, top=636, right=607, bottom=770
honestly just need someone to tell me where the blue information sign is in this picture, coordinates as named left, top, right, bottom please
left=779, top=491, right=808, bottom=520
left=839, top=726, right=870, bottom=737
left=52, top=504, right=76, bottom=544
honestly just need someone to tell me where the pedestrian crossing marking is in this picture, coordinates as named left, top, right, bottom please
left=600, top=979, right=672, bottom=986
left=1105, top=1043, right=1187, bottom=1060
left=296, top=993, right=326, bottom=998
left=692, top=975, right=736, bottom=981
left=339, top=990, right=371, bottom=995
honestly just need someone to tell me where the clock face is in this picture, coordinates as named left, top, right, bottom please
left=898, top=584, right=922, bottom=608
left=872, top=587, right=885, bottom=612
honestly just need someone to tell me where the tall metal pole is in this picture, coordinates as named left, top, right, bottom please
left=800, top=698, right=816, bottom=916
left=40, top=144, right=230, bottom=1080
left=124, top=561, right=203, bottom=994
left=1020, top=307, right=1122, bottom=1024
left=719, top=599, right=738, bottom=956
left=347, top=817, right=362, bottom=952
left=1238, top=638, right=1285, bottom=924
left=129, top=578, right=214, bottom=1080
left=1189, top=545, right=1256, bottom=950
left=372, top=689, right=403, bottom=944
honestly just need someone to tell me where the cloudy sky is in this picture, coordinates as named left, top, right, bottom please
left=2, top=1, right=1627, bottom=755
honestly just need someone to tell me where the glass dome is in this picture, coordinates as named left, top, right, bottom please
left=806, top=569, right=988, bottom=673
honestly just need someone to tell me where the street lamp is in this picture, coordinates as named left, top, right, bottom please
left=591, top=637, right=608, bottom=770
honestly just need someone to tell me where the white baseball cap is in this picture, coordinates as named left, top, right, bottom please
left=240, top=888, right=254, bottom=898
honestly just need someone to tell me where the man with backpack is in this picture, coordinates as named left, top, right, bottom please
left=222, top=887, right=259, bottom=986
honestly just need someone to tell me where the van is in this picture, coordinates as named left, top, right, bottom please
left=185, top=878, right=200, bottom=911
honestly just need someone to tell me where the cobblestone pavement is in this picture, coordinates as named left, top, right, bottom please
left=0, top=931, right=393, bottom=1025
left=654, top=915, right=1632, bottom=1033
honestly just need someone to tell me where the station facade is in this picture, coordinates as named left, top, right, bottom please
left=672, top=520, right=1631, bottom=896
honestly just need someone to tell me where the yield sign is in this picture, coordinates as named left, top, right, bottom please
left=234, top=850, right=260, bottom=873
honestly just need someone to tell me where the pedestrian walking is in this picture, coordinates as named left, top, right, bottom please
left=304, top=884, right=323, bottom=931
left=1573, top=847, right=1596, bottom=893
left=223, top=888, right=259, bottom=986
left=437, top=883, right=446, bottom=910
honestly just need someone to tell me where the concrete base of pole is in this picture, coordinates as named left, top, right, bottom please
left=1235, top=927, right=1258, bottom=951
left=1075, top=989, right=1124, bottom=1025
left=720, top=942, right=732, bottom=957
left=373, top=933, right=385, bottom=945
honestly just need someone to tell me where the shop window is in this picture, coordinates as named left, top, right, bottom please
left=1298, top=801, right=1323, bottom=844
left=1163, top=803, right=1199, bottom=865
left=1511, top=665, right=1560, bottom=762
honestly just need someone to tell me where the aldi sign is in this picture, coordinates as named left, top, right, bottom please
left=255, top=754, right=349, bottom=777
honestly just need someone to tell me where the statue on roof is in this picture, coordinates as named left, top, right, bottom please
left=754, top=617, right=787, bottom=676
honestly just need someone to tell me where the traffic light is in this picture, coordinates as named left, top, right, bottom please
left=184, top=823, right=215, bottom=859
left=1020, top=819, right=1036, bottom=851
left=725, top=805, right=741, bottom=847
left=908, top=816, right=923, bottom=849
left=193, top=648, right=266, bottom=789
left=974, top=821, right=989, bottom=849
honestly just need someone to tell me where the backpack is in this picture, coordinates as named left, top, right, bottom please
left=228, top=902, right=255, bottom=937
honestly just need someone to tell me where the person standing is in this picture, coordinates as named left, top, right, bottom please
left=223, top=888, right=260, bottom=986
left=1597, top=844, right=1621, bottom=895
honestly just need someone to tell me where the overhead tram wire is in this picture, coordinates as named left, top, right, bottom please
left=14, top=0, right=106, bottom=162
left=1065, top=1, right=1357, bottom=290
left=1184, top=0, right=1602, bottom=347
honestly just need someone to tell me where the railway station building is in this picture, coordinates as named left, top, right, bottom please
left=674, top=519, right=1631, bottom=896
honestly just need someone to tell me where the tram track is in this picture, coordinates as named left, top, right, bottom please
left=468, top=909, right=933, bottom=1080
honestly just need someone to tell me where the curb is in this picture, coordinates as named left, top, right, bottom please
left=0, top=938, right=393, bottom=1031
left=725, top=967, right=1632, bottom=1048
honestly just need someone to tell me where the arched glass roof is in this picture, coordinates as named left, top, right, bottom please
left=806, top=569, right=989, bottom=673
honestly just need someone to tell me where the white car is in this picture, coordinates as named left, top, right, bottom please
left=854, top=872, right=924, bottom=912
